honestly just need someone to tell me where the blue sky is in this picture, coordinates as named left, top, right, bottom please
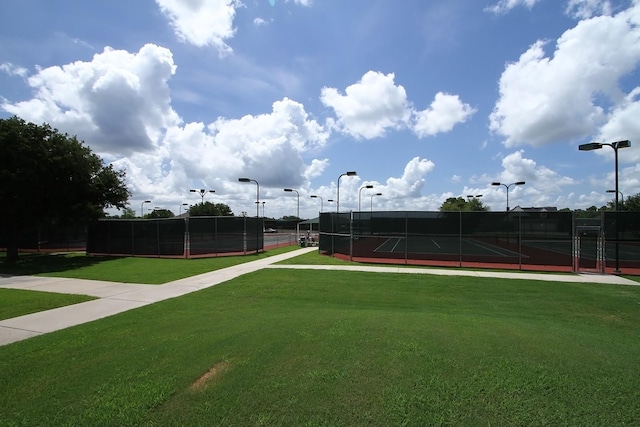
left=1, top=0, right=639, bottom=219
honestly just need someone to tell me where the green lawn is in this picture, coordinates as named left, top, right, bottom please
left=0, top=288, right=96, bottom=320
left=1, top=269, right=639, bottom=426
left=0, top=246, right=299, bottom=284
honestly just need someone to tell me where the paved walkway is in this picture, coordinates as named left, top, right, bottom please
left=1, top=247, right=637, bottom=346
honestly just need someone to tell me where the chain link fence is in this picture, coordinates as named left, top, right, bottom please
left=320, top=211, right=640, bottom=273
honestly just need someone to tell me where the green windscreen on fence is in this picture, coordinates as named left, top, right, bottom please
left=87, top=218, right=185, bottom=256
left=319, top=210, right=636, bottom=271
left=87, top=216, right=264, bottom=257
left=603, top=211, right=640, bottom=270
left=188, top=216, right=263, bottom=255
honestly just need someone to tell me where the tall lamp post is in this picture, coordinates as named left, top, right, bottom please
left=284, top=188, right=300, bottom=219
left=579, top=140, right=630, bottom=210
left=370, top=192, right=382, bottom=212
left=190, top=188, right=215, bottom=204
left=358, top=185, right=374, bottom=211
left=310, top=195, right=323, bottom=212
left=239, top=178, right=260, bottom=253
left=491, top=181, right=525, bottom=212
left=580, top=139, right=631, bottom=273
left=140, top=200, right=151, bottom=217
left=337, top=171, right=357, bottom=212
left=179, top=203, right=189, bottom=215
left=262, top=201, right=265, bottom=217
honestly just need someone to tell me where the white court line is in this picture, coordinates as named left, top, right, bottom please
left=374, top=237, right=402, bottom=253
left=463, top=238, right=518, bottom=256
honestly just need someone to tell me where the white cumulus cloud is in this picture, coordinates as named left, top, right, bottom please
left=155, top=0, right=239, bottom=56
left=484, top=150, right=576, bottom=209
left=490, top=3, right=640, bottom=147
left=1, top=44, right=180, bottom=156
left=413, top=92, right=476, bottom=137
left=321, top=71, right=473, bottom=140
left=320, top=71, right=411, bottom=139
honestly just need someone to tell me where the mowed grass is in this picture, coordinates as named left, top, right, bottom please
left=0, top=288, right=96, bottom=320
left=0, top=246, right=299, bottom=284
left=1, top=269, right=639, bottom=426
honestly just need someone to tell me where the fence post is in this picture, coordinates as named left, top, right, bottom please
left=349, top=211, right=353, bottom=261
left=184, top=217, right=189, bottom=258
left=405, top=211, right=408, bottom=265
left=459, top=211, right=463, bottom=267
left=518, top=214, right=522, bottom=270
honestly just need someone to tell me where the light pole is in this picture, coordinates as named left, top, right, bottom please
left=310, top=195, right=323, bottom=212
left=580, top=140, right=630, bottom=273
left=190, top=188, right=215, bottom=204
left=337, top=171, right=357, bottom=213
left=358, top=185, right=374, bottom=211
left=262, top=201, right=265, bottom=217
left=284, top=188, right=300, bottom=219
left=607, top=190, right=624, bottom=210
left=238, top=178, right=260, bottom=217
left=370, top=192, right=382, bottom=212
left=179, top=203, right=189, bottom=216
left=140, top=200, right=151, bottom=217
left=579, top=140, right=630, bottom=211
left=491, top=182, right=525, bottom=212
left=239, top=178, right=260, bottom=253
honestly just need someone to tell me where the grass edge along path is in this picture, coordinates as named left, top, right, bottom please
left=0, top=246, right=299, bottom=284
left=0, top=288, right=96, bottom=321
left=1, top=268, right=639, bottom=426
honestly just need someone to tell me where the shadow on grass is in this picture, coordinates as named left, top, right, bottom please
left=0, top=252, right=121, bottom=277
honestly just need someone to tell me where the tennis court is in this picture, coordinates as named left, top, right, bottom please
left=320, top=211, right=640, bottom=274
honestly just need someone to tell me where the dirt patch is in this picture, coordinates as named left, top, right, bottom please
left=189, top=361, right=230, bottom=391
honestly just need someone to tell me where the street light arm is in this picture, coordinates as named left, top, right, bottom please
left=337, top=171, right=357, bottom=212
left=284, top=188, right=300, bottom=219
left=492, top=181, right=525, bottom=211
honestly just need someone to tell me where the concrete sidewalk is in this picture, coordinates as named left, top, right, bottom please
left=1, top=246, right=637, bottom=346
left=0, top=247, right=318, bottom=346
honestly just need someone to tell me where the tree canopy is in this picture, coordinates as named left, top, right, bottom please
left=606, top=193, right=640, bottom=211
left=439, top=197, right=489, bottom=212
left=146, top=208, right=174, bottom=219
left=0, top=116, right=130, bottom=262
left=188, top=202, right=233, bottom=217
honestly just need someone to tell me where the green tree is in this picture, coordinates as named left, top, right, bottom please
left=188, top=202, right=233, bottom=217
left=467, top=197, right=489, bottom=212
left=0, top=116, right=130, bottom=263
left=439, top=197, right=489, bottom=212
left=573, top=206, right=602, bottom=218
left=146, top=208, right=174, bottom=219
left=606, top=192, right=640, bottom=211
left=121, top=207, right=137, bottom=219
left=623, top=193, right=640, bottom=211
